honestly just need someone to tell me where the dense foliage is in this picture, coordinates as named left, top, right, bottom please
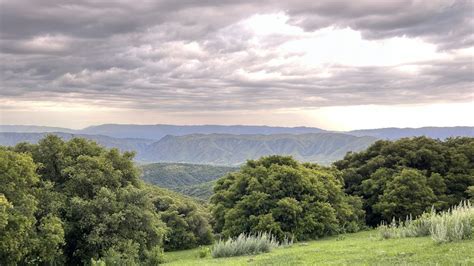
left=1, top=135, right=213, bottom=264
left=334, top=137, right=474, bottom=225
left=0, top=148, right=64, bottom=264
left=211, top=156, right=364, bottom=241
left=146, top=185, right=213, bottom=251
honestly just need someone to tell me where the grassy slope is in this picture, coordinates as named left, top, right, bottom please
left=163, top=230, right=474, bottom=265
left=141, top=163, right=237, bottom=188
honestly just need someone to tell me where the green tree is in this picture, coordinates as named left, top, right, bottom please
left=373, top=169, right=436, bottom=220
left=13, top=136, right=166, bottom=264
left=147, top=186, right=213, bottom=251
left=0, top=148, right=64, bottom=264
left=335, top=137, right=474, bottom=225
left=211, top=156, right=364, bottom=241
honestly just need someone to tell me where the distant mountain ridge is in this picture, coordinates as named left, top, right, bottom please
left=347, top=126, right=474, bottom=140
left=145, top=133, right=376, bottom=165
left=1, top=124, right=472, bottom=141
left=80, top=124, right=326, bottom=140
left=0, top=132, right=376, bottom=165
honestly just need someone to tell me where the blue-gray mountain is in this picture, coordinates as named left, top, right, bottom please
left=1, top=124, right=472, bottom=140
left=0, top=132, right=376, bottom=165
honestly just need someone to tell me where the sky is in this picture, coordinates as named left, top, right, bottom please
left=0, top=0, right=473, bottom=130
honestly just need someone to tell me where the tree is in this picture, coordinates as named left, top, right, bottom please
left=373, top=169, right=436, bottom=220
left=13, top=136, right=167, bottom=264
left=0, top=148, right=64, bottom=264
left=147, top=186, right=213, bottom=251
left=335, top=137, right=474, bottom=225
left=211, top=156, right=364, bottom=241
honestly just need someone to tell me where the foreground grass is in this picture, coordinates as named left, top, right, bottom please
left=164, top=230, right=474, bottom=265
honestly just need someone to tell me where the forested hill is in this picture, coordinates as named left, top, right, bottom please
left=141, top=163, right=238, bottom=188
left=0, top=132, right=376, bottom=165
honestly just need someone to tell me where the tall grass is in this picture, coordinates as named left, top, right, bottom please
left=211, top=232, right=291, bottom=258
left=377, top=201, right=473, bottom=243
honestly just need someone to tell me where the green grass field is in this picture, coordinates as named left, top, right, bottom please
left=163, top=230, right=474, bottom=265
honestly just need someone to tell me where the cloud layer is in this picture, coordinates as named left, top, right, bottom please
left=0, top=0, right=472, bottom=122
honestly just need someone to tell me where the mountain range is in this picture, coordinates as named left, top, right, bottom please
left=0, top=132, right=377, bottom=165
left=1, top=124, right=472, bottom=165
left=2, top=124, right=471, bottom=140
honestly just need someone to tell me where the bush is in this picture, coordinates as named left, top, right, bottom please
left=377, top=201, right=473, bottom=243
left=430, top=201, right=473, bottom=243
left=198, top=247, right=210, bottom=258
left=211, top=232, right=279, bottom=258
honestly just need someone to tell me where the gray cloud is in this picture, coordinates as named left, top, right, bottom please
left=0, top=0, right=472, bottom=115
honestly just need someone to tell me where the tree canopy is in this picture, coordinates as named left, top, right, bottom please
left=210, top=156, right=364, bottom=241
left=2, top=135, right=214, bottom=264
left=334, top=137, right=474, bottom=225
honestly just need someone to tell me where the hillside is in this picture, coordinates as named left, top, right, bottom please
left=0, top=132, right=376, bottom=165
left=141, top=163, right=237, bottom=188
left=2, top=124, right=472, bottom=141
left=144, top=133, right=377, bottom=165
left=173, top=181, right=216, bottom=201
left=80, top=124, right=326, bottom=140
left=0, top=132, right=154, bottom=153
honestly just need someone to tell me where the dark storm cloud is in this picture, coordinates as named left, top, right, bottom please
left=0, top=0, right=472, bottom=112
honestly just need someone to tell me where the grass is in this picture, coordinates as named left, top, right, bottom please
left=163, top=230, right=474, bottom=265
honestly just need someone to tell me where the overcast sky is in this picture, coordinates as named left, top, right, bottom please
left=0, top=0, right=473, bottom=130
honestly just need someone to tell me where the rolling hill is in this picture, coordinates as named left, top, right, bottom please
left=80, top=124, right=326, bottom=140
left=0, top=132, right=377, bottom=165
left=2, top=124, right=472, bottom=141
left=144, top=133, right=377, bottom=165
left=0, top=132, right=154, bottom=154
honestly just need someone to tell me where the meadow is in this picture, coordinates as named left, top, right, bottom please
left=164, top=230, right=474, bottom=265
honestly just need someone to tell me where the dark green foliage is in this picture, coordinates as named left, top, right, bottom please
left=374, top=169, right=436, bottom=220
left=147, top=185, right=214, bottom=251
left=0, top=148, right=65, bottom=264
left=210, top=156, right=364, bottom=241
left=334, top=137, right=474, bottom=225
left=2, top=135, right=216, bottom=264
left=13, top=136, right=167, bottom=264
left=0, top=136, right=169, bottom=264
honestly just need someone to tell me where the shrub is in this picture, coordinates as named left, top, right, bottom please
left=211, top=232, right=279, bottom=258
left=198, top=247, right=210, bottom=258
left=377, top=201, right=473, bottom=243
left=430, top=201, right=473, bottom=243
